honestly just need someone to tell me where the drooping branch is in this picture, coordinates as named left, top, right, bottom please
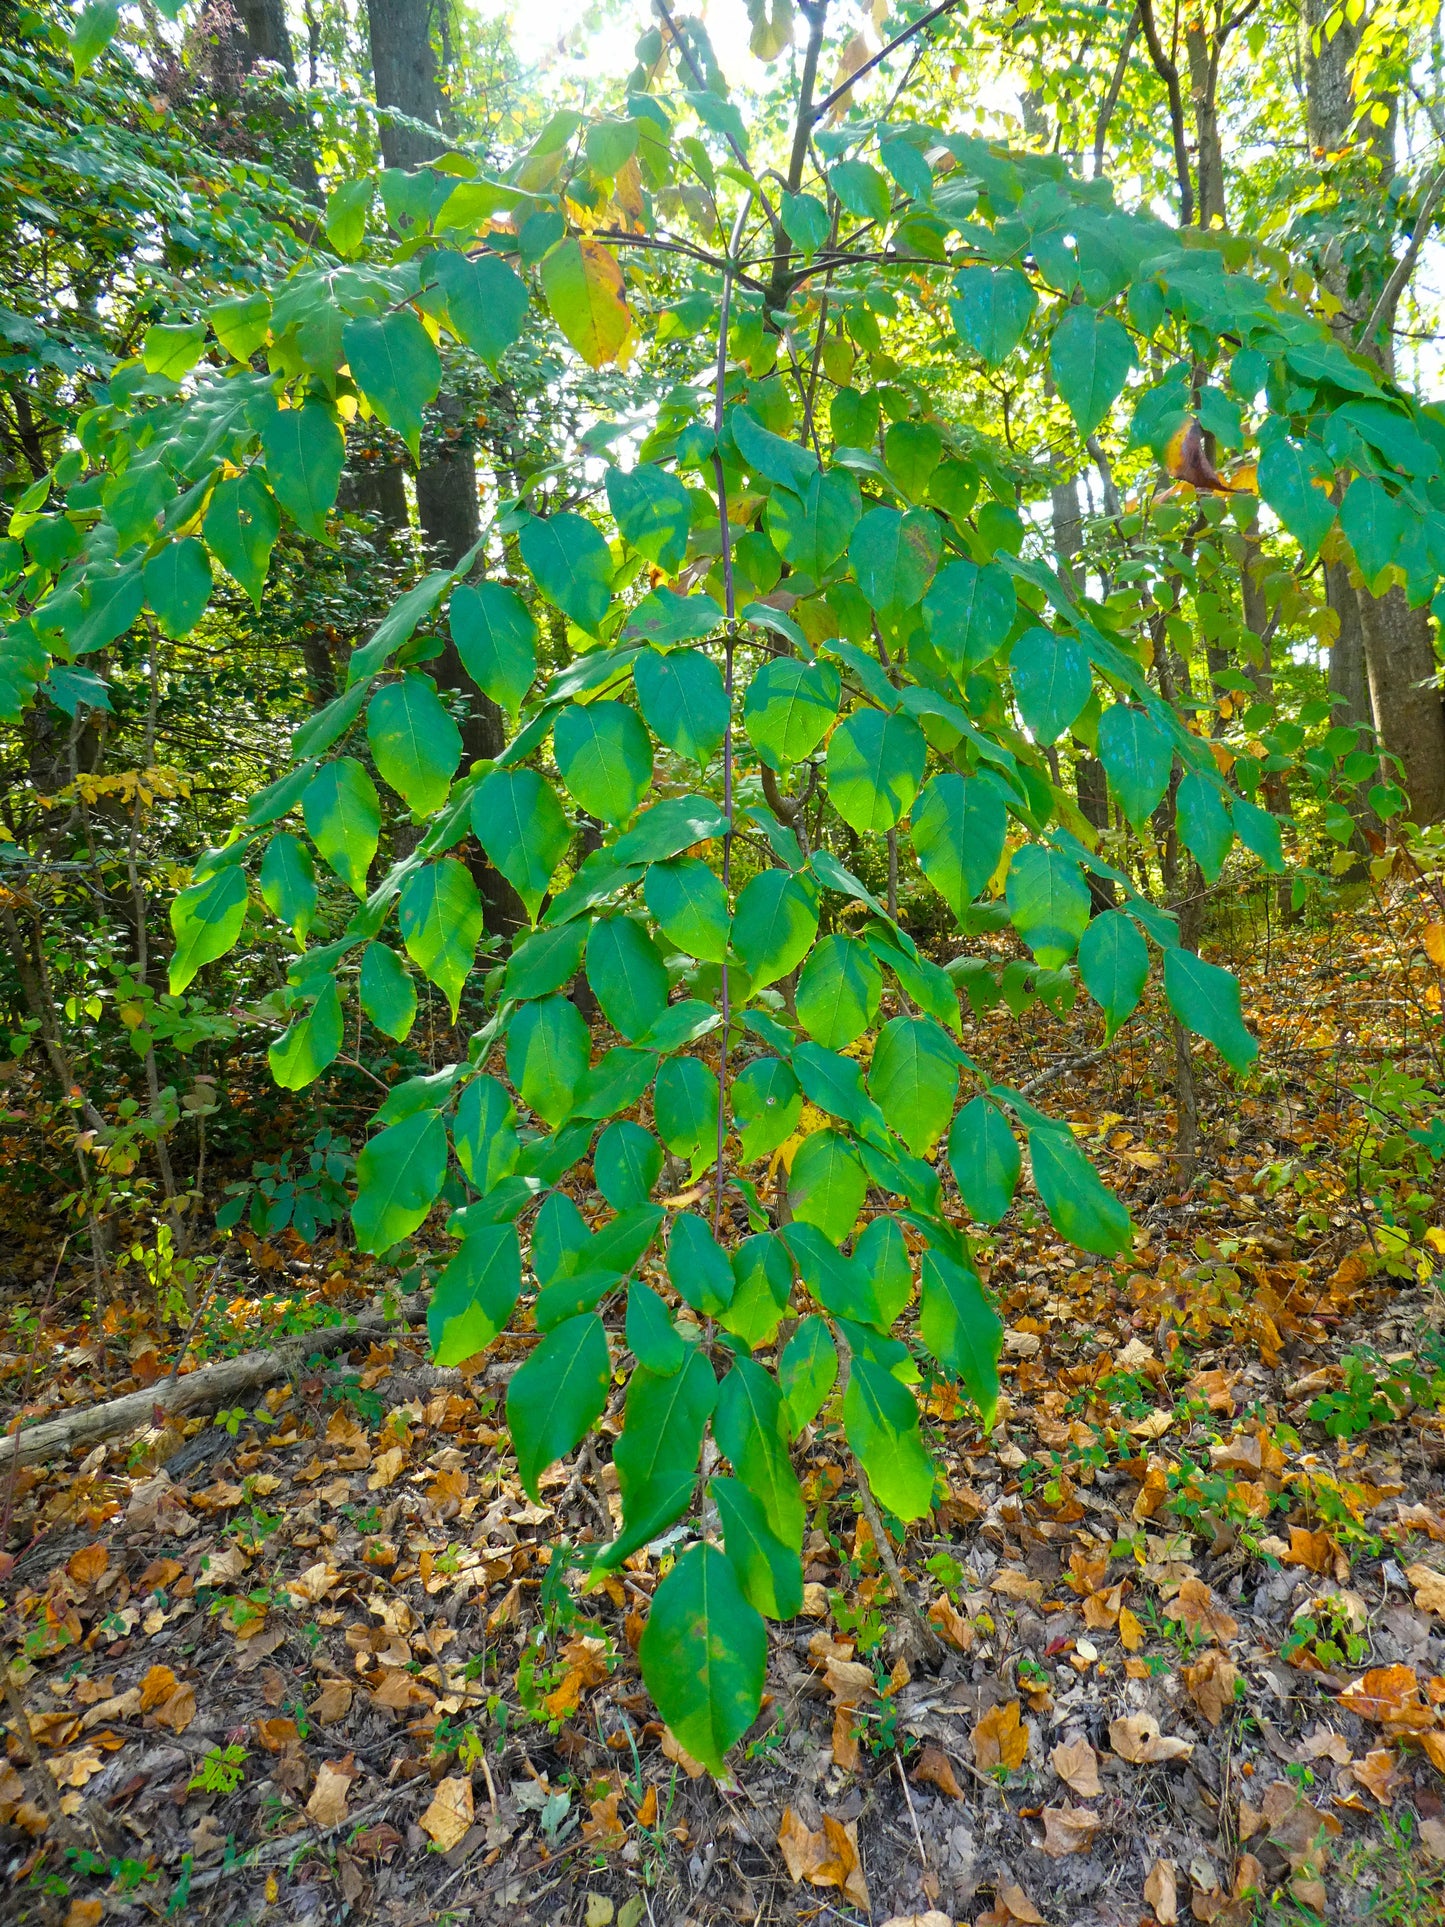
left=1093, top=5, right=1141, bottom=179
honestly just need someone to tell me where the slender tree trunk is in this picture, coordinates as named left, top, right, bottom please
left=1184, top=24, right=1226, bottom=225
left=237, top=0, right=297, bottom=79
left=1359, top=586, right=1445, bottom=823
left=1052, top=473, right=1115, bottom=908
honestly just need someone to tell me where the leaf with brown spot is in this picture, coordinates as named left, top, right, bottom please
left=912, top=1743, right=964, bottom=1800
left=1050, top=1736, right=1101, bottom=1798
left=1108, top=1713, right=1192, bottom=1764
left=972, top=1699, right=1028, bottom=1772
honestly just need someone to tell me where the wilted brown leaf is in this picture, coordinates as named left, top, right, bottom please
left=1108, top=1713, right=1192, bottom=1764
left=976, top=1883, right=1047, bottom=1926
left=1050, top=1736, right=1101, bottom=1798
left=306, top=1756, right=356, bottom=1828
left=659, top=1726, right=706, bottom=1778
left=990, top=1570, right=1044, bottom=1605
left=310, top=1678, right=353, bottom=1723
left=927, top=1594, right=975, bottom=1650
left=1407, top=1564, right=1445, bottom=1615
left=912, top=1743, right=964, bottom=1800
left=1171, top=1575, right=1238, bottom=1644
left=420, top=1775, right=473, bottom=1851
left=138, top=1664, right=178, bottom=1712
left=1350, top=1748, right=1398, bottom=1803
left=1039, top=1803, right=1100, bottom=1857
left=973, top=1699, right=1029, bottom=1772
left=255, top=1717, right=300, bottom=1754
left=1143, top=1857, right=1178, bottom=1924
left=1182, top=1650, right=1242, bottom=1726
left=66, top=1544, right=109, bottom=1588
left=1338, top=1665, right=1432, bottom=1729
left=776, top=1808, right=869, bottom=1908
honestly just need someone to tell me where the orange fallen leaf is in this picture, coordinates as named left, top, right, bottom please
left=973, top=1699, right=1028, bottom=1772
left=1039, top=1803, right=1101, bottom=1857
left=1144, top=1857, right=1178, bottom=1924
left=635, top=1784, right=658, bottom=1827
left=1183, top=1650, right=1242, bottom=1726
left=1108, top=1713, right=1192, bottom=1764
left=1338, top=1665, right=1432, bottom=1728
left=977, top=1883, right=1047, bottom=1926
left=420, top=1775, right=473, bottom=1851
left=65, top=1902, right=103, bottom=1927
left=927, top=1594, right=975, bottom=1650
left=1350, top=1748, right=1398, bottom=1804
left=659, top=1726, right=707, bottom=1778
left=912, top=1743, right=964, bottom=1800
left=1407, top=1564, right=1445, bottom=1616
left=1050, top=1736, right=1101, bottom=1798
left=1282, top=1526, right=1341, bottom=1578
left=306, top=1756, right=356, bottom=1828
left=1171, top=1575, right=1238, bottom=1644
left=990, top=1570, right=1044, bottom=1604
left=1118, top=1605, right=1145, bottom=1651
left=1424, top=922, right=1445, bottom=968
left=66, top=1544, right=109, bottom=1589
left=776, top=1807, right=869, bottom=1908
left=138, top=1664, right=178, bottom=1713
left=255, top=1717, right=300, bottom=1754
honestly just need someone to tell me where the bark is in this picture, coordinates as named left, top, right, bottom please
left=337, top=459, right=409, bottom=534
left=1185, top=23, right=1226, bottom=225
left=365, top=0, right=444, bottom=170
left=0, top=1300, right=424, bottom=1471
left=237, top=0, right=297, bottom=79
left=1359, top=585, right=1445, bottom=823
left=1243, top=540, right=1292, bottom=819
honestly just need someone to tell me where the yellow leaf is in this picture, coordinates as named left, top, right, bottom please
left=420, top=1774, right=474, bottom=1851
left=1424, top=922, right=1445, bottom=968
left=541, top=237, right=633, bottom=370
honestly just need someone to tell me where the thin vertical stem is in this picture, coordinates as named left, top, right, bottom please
left=712, top=193, right=753, bottom=1236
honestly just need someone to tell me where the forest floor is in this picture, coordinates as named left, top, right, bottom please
left=3, top=889, right=1445, bottom=1927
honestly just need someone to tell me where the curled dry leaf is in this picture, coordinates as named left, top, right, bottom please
left=659, top=1726, right=706, bottom=1779
left=1338, top=1665, right=1434, bottom=1730
left=1108, top=1713, right=1192, bottom=1764
left=65, top=1543, right=109, bottom=1588
left=972, top=1699, right=1029, bottom=1772
left=1143, top=1857, right=1178, bottom=1925
left=1050, top=1736, right=1101, bottom=1798
left=1350, top=1748, right=1398, bottom=1804
left=776, top=1807, right=869, bottom=1909
left=1039, top=1803, right=1101, bottom=1857
left=990, top=1570, right=1044, bottom=1605
left=912, top=1743, right=964, bottom=1800
left=976, top=1883, right=1048, bottom=1926
left=306, top=1756, right=356, bottom=1828
left=1171, top=1575, right=1238, bottom=1644
left=1406, top=1563, right=1445, bottom=1616
left=420, top=1775, right=474, bottom=1852
left=927, top=1594, right=975, bottom=1650
left=1182, top=1649, right=1242, bottom=1726
left=879, top=1915, right=951, bottom=1927
left=310, top=1677, right=353, bottom=1723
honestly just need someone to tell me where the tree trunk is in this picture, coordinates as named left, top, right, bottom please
left=365, top=0, right=444, bottom=170
left=237, top=0, right=297, bottom=79
left=1359, top=585, right=1445, bottom=823
left=1184, top=24, right=1226, bottom=225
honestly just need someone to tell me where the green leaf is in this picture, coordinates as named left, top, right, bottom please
left=612, top=1350, right=717, bottom=1557
left=782, top=189, right=830, bottom=252
left=722, top=1233, right=794, bottom=1348
left=743, top=658, right=840, bottom=769
left=796, top=933, right=882, bottom=1048
left=785, top=1221, right=884, bottom=1325
left=919, top=1251, right=1001, bottom=1427
left=1049, top=307, right=1135, bottom=436
left=639, top=1543, right=766, bottom=1777
left=731, top=868, right=818, bottom=988
left=587, top=916, right=669, bottom=1041
left=1163, top=947, right=1258, bottom=1071
left=947, top=1096, right=1020, bottom=1226
left=765, top=469, right=861, bottom=577
left=609, top=793, right=731, bottom=866
left=825, top=708, right=926, bottom=833
left=626, top=1279, right=685, bottom=1375
left=324, top=176, right=372, bottom=256
left=434, top=249, right=529, bottom=367
left=303, top=758, right=380, bottom=896
left=1011, top=628, right=1092, bottom=743
left=1257, top=437, right=1336, bottom=556
left=398, top=859, right=481, bottom=1018
left=1098, top=703, right=1171, bottom=825
left=359, top=942, right=417, bottom=1041
left=259, top=831, right=316, bottom=939
left=367, top=675, right=462, bottom=815
left=519, top=513, right=613, bottom=634
left=868, top=1015, right=960, bottom=1155
left=911, top=772, right=1006, bottom=917
left=506, top=921, right=589, bottom=1001
left=260, top=404, right=345, bottom=541
left=849, top=506, right=941, bottom=616
left=342, top=312, right=441, bottom=460
left=634, top=648, right=727, bottom=766
left=453, top=1075, right=519, bottom=1192
left=1029, top=1124, right=1133, bottom=1255
left=624, top=588, right=723, bottom=647
left=204, top=470, right=279, bottom=607
left=268, top=979, right=344, bottom=1090
left=1076, top=910, right=1148, bottom=1040
left=212, top=291, right=271, bottom=362
left=950, top=266, right=1036, bottom=366
left=141, top=320, right=207, bottom=380
left=1006, top=846, right=1090, bottom=967
left=606, top=464, right=692, bottom=572
left=885, top=421, right=943, bottom=501
left=506, top=994, right=590, bottom=1125
left=788, top=1128, right=867, bottom=1243
left=574, top=1046, right=659, bottom=1120
left=843, top=1354, right=935, bottom=1521
left=923, top=557, right=1017, bottom=677
left=1232, top=795, right=1285, bottom=872
left=428, top=1224, right=522, bottom=1366
left=730, top=407, right=818, bottom=497
left=595, top=1120, right=664, bottom=1209
left=168, top=864, right=248, bottom=993
left=554, top=700, right=652, bottom=822
left=1340, top=474, right=1404, bottom=581
left=714, top=1356, right=805, bottom=1548
left=1176, top=771, right=1234, bottom=884
left=830, top=157, right=892, bottom=223
left=449, top=582, right=536, bottom=717
left=352, top=1108, right=448, bottom=1253
left=644, top=856, right=731, bottom=962
left=779, top=1316, right=837, bottom=1435
left=732, top=1056, right=803, bottom=1161
left=472, top=769, right=571, bottom=918
left=144, top=539, right=212, bottom=639
left=666, top=1212, right=735, bottom=1316
left=653, top=1055, right=719, bottom=1169
left=507, top=1312, right=611, bottom=1498
left=540, top=236, right=633, bottom=368
left=71, top=0, right=120, bottom=78
left=713, top=1475, right=803, bottom=1620
left=856, top=1214, right=912, bottom=1325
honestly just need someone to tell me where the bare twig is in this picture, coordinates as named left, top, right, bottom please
left=810, top=0, right=962, bottom=123
left=1356, top=159, right=1445, bottom=357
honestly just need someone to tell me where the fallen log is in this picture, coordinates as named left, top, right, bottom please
left=0, top=1297, right=426, bottom=1471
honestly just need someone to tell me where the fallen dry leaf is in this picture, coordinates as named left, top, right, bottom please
left=659, top=1726, right=706, bottom=1779
left=1183, top=1649, right=1242, bottom=1726
left=1407, top=1563, right=1445, bottom=1616
left=306, top=1757, right=355, bottom=1828
left=310, top=1678, right=353, bottom=1723
left=138, top=1664, right=178, bottom=1712
left=927, top=1594, right=975, bottom=1650
left=973, top=1699, right=1029, bottom=1772
left=990, top=1569, right=1044, bottom=1604
left=1350, top=1748, right=1398, bottom=1804
left=1118, top=1605, right=1145, bottom=1651
left=66, top=1544, right=109, bottom=1588
left=1422, top=1815, right=1445, bottom=1862
left=1171, top=1575, right=1238, bottom=1644
left=420, top=1775, right=473, bottom=1851
left=912, top=1743, right=964, bottom=1801
left=1338, top=1665, right=1433, bottom=1729
left=776, top=1807, right=869, bottom=1909
left=1039, top=1803, right=1101, bottom=1857
left=1143, top=1857, right=1178, bottom=1925
left=977, top=1883, right=1047, bottom=1926
left=65, top=1902, right=103, bottom=1927
left=1108, top=1713, right=1193, bottom=1764
left=1050, top=1736, right=1101, bottom=1798
left=879, top=1915, right=951, bottom=1927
